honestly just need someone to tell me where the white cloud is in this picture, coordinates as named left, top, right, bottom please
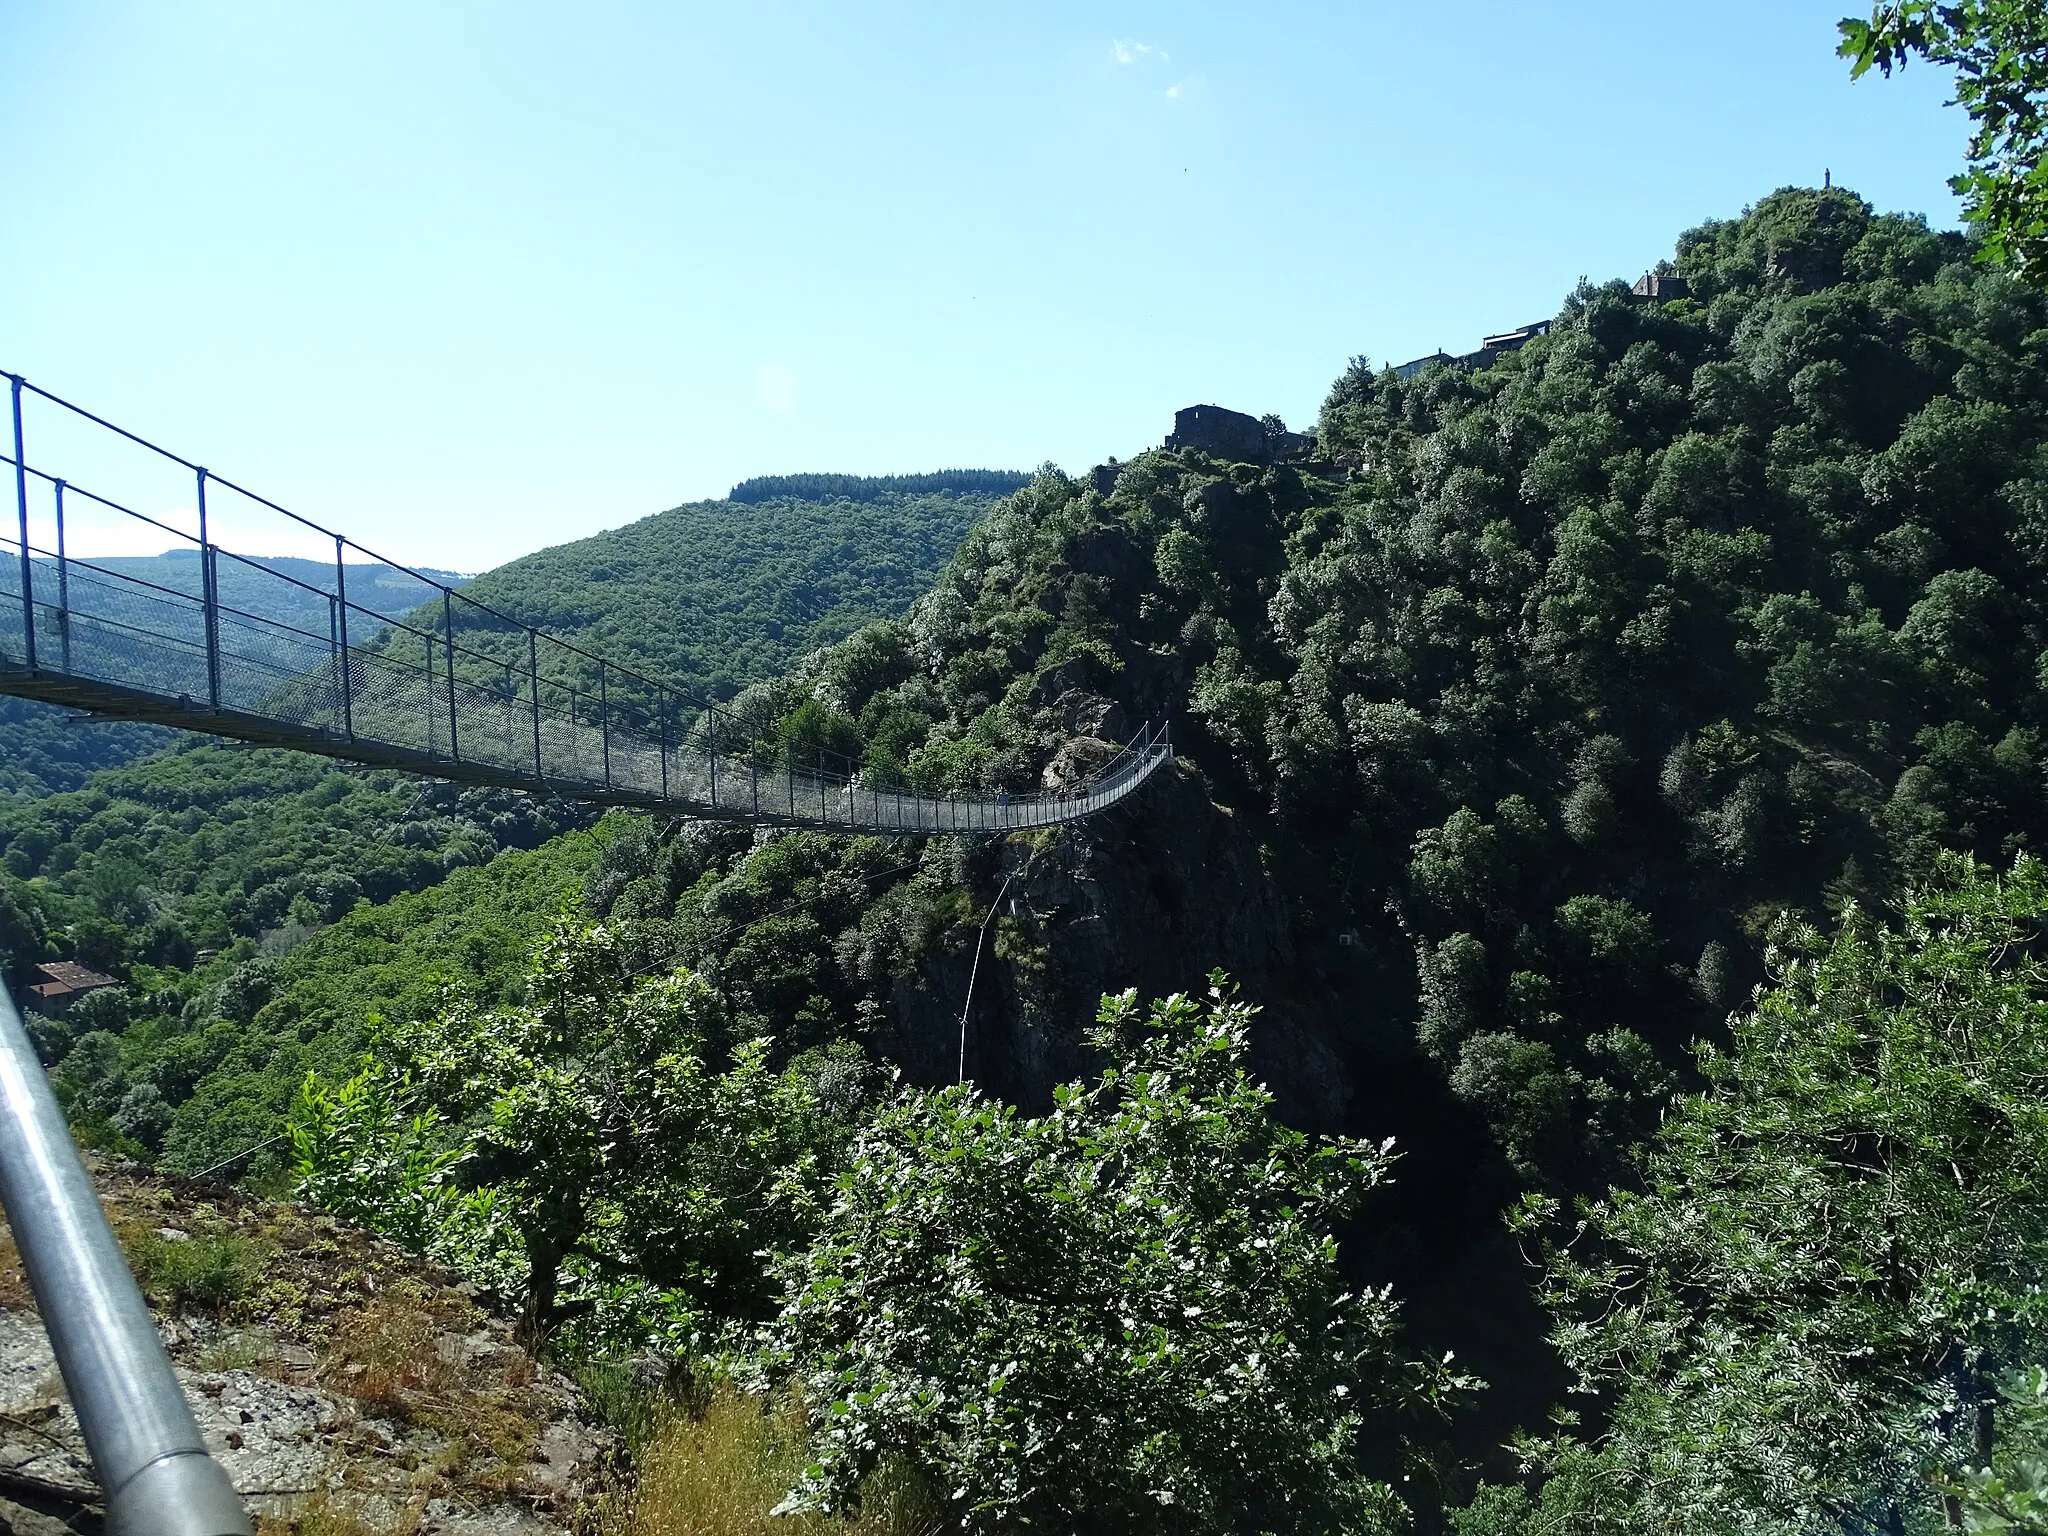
left=754, top=363, right=800, bottom=412
left=1164, top=82, right=1180, bottom=100
left=1112, top=38, right=1167, bottom=65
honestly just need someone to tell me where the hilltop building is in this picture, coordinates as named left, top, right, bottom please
left=1394, top=319, right=1552, bottom=380
left=1391, top=273, right=1689, bottom=380
left=1165, top=405, right=1310, bottom=464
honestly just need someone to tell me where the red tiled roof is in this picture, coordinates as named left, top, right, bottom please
left=33, top=962, right=117, bottom=992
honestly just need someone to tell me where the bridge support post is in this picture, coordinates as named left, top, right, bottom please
left=707, top=709, right=716, bottom=808
left=11, top=376, right=35, bottom=670
left=443, top=590, right=459, bottom=763
left=197, top=469, right=220, bottom=711
left=659, top=698, right=670, bottom=801
left=335, top=538, right=353, bottom=739
left=53, top=480, right=69, bottom=672
left=599, top=660, right=610, bottom=789
left=529, top=630, right=542, bottom=778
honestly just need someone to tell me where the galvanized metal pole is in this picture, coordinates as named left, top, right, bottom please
left=334, top=538, right=353, bottom=740
left=659, top=699, right=670, bottom=801
left=599, top=660, right=610, bottom=789
left=528, top=630, right=542, bottom=778
left=443, top=591, right=459, bottom=763
left=54, top=479, right=69, bottom=672
left=707, top=709, right=717, bottom=807
left=196, top=471, right=220, bottom=710
left=0, top=979, right=253, bottom=1536
left=12, top=375, right=37, bottom=669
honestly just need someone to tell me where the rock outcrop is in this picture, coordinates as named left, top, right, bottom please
left=0, top=1159, right=609, bottom=1536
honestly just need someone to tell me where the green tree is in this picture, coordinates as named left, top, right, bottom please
left=1842, top=2, right=2048, bottom=277
left=1483, top=854, right=2048, bottom=1534
left=294, top=906, right=845, bottom=1342
left=764, top=977, right=1473, bottom=1535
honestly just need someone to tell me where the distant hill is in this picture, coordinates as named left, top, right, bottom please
left=0, top=551, right=467, bottom=797
left=82, top=549, right=467, bottom=627
left=729, top=470, right=1030, bottom=504
left=399, top=487, right=1000, bottom=703
left=1, top=482, right=1008, bottom=793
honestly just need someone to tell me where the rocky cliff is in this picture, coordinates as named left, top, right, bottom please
left=0, top=1158, right=609, bottom=1536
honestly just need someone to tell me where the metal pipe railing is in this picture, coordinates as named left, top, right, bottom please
left=0, top=979, right=252, bottom=1536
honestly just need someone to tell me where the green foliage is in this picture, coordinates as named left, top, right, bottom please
left=0, top=697, right=172, bottom=800
left=391, top=488, right=994, bottom=705
left=774, top=186, right=2048, bottom=1196
left=763, top=977, right=1472, bottom=1535
left=126, top=1229, right=262, bottom=1311
left=1842, top=2, right=2048, bottom=279
left=729, top=470, right=1030, bottom=505
left=292, top=907, right=863, bottom=1347
left=290, top=1068, right=516, bottom=1286
left=0, top=745, right=581, bottom=983
left=71, top=817, right=611, bottom=1181
left=1488, top=854, right=2048, bottom=1533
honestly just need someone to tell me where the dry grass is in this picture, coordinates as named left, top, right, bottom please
left=323, top=1288, right=461, bottom=1412
left=618, top=1389, right=940, bottom=1536
left=258, top=1491, right=425, bottom=1536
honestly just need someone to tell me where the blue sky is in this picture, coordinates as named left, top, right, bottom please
left=2, top=1, right=1965, bottom=571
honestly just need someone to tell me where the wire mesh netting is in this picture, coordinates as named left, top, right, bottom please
left=0, top=375, right=1172, bottom=833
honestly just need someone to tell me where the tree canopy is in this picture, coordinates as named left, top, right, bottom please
left=1842, top=2, right=2048, bottom=279
left=1470, top=853, right=2048, bottom=1534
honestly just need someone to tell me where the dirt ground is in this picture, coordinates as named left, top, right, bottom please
left=0, top=1156, right=610, bottom=1536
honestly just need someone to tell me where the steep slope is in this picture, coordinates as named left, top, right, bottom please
left=0, top=1153, right=608, bottom=1534
left=393, top=485, right=1002, bottom=703
left=547, top=184, right=2048, bottom=1454
left=34, top=186, right=2040, bottom=1496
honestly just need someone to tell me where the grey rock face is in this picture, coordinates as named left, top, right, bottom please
left=887, top=760, right=1352, bottom=1132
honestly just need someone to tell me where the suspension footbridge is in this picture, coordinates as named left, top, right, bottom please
left=1, top=372, right=1171, bottom=834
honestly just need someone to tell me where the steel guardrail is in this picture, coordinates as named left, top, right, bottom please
left=0, top=979, right=252, bottom=1536
left=1, top=369, right=1174, bottom=834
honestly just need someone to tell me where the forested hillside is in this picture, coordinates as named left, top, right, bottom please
left=276, top=183, right=2048, bottom=1526
left=0, top=484, right=1001, bottom=1176
left=391, top=485, right=996, bottom=702
left=0, top=697, right=171, bottom=800
left=565, top=186, right=2048, bottom=1201
left=23, top=185, right=2048, bottom=1532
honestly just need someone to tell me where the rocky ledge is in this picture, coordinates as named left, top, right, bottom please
left=0, top=1157, right=609, bottom=1536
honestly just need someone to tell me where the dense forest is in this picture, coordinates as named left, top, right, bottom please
left=13, top=182, right=2048, bottom=1532
left=729, top=469, right=1032, bottom=504
left=0, top=484, right=1003, bottom=1174
left=381, top=486, right=995, bottom=703
left=0, top=696, right=170, bottom=799
left=256, top=185, right=2048, bottom=1531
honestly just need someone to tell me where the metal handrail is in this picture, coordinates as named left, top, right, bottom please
left=0, top=374, right=1178, bottom=834
left=0, top=979, right=252, bottom=1536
